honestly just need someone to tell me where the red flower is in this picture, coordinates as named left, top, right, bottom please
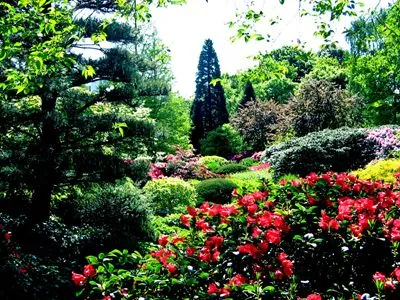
left=180, top=214, right=190, bottom=227
left=274, top=269, right=284, bottom=280
left=83, top=264, right=96, bottom=278
left=247, top=204, right=258, bottom=214
left=229, top=274, right=248, bottom=286
left=266, top=229, right=281, bottom=244
left=392, top=267, right=400, bottom=281
left=187, top=207, right=197, bottom=217
left=71, top=272, right=87, bottom=286
left=103, top=296, right=112, bottom=300
left=251, top=226, right=263, bottom=238
left=158, top=235, right=169, bottom=247
left=384, top=280, right=396, bottom=291
left=373, top=271, right=386, bottom=282
left=306, top=294, right=322, bottom=300
left=4, top=232, right=11, bottom=241
left=281, top=259, right=294, bottom=277
left=166, top=263, right=177, bottom=274
left=186, top=247, right=196, bottom=257
left=207, top=283, right=219, bottom=294
left=238, top=243, right=260, bottom=259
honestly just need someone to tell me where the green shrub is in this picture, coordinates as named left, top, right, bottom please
left=196, top=178, right=237, bottom=204
left=126, top=156, right=151, bottom=186
left=143, top=178, right=197, bottom=215
left=240, top=157, right=258, bottom=167
left=277, top=173, right=301, bottom=183
left=53, top=178, right=152, bottom=249
left=263, top=127, right=377, bottom=178
left=199, top=156, right=229, bottom=172
left=226, top=178, right=263, bottom=194
left=352, top=159, right=400, bottom=183
left=150, top=214, right=190, bottom=239
left=229, top=169, right=271, bottom=181
left=200, top=124, right=245, bottom=158
left=214, top=163, right=248, bottom=174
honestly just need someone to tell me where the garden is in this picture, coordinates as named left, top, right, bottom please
left=1, top=0, right=400, bottom=299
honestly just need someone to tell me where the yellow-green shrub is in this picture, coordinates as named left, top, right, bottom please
left=351, top=159, right=400, bottom=183
left=143, top=178, right=197, bottom=215
left=198, top=156, right=229, bottom=172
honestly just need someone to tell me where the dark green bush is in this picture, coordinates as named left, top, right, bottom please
left=263, top=127, right=377, bottom=177
left=214, top=163, right=248, bottom=174
left=196, top=178, right=237, bottom=204
left=125, top=156, right=151, bottom=187
left=200, top=124, right=245, bottom=158
left=53, top=178, right=153, bottom=249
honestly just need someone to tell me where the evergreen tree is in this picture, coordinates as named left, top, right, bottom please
left=239, top=81, right=256, bottom=107
left=190, top=39, right=229, bottom=151
left=0, top=1, right=172, bottom=222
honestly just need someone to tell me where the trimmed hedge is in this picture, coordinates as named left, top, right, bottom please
left=196, top=178, right=237, bottom=204
left=263, top=127, right=377, bottom=177
left=215, top=163, right=248, bottom=175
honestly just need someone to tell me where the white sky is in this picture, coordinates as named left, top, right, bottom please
left=151, top=0, right=393, bottom=98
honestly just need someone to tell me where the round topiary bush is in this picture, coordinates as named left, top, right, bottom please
left=143, top=178, right=197, bottom=215
left=214, top=163, right=248, bottom=175
left=196, top=178, right=237, bottom=204
left=198, top=156, right=229, bottom=172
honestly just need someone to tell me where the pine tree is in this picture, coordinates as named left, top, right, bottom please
left=190, top=39, right=229, bottom=151
left=240, top=81, right=256, bottom=107
left=0, top=1, right=172, bottom=222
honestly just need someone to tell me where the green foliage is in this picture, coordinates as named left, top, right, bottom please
left=229, top=169, right=272, bottom=181
left=198, top=156, right=229, bottom=172
left=147, top=93, right=191, bottom=152
left=214, top=163, right=248, bottom=175
left=200, top=124, right=245, bottom=158
left=346, top=3, right=400, bottom=125
left=226, top=178, right=263, bottom=194
left=232, top=100, right=293, bottom=150
left=306, top=56, right=348, bottom=88
left=53, top=178, right=152, bottom=249
left=143, top=178, right=197, bottom=215
left=240, top=157, right=259, bottom=167
left=352, top=159, right=400, bottom=183
left=292, top=78, right=363, bottom=136
left=196, top=178, right=237, bottom=204
left=150, top=214, right=190, bottom=239
left=264, top=127, right=377, bottom=178
left=125, top=156, right=151, bottom=186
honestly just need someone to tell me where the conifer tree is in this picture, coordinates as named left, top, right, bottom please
left=190, top=39, right=229, bottom=151
left=240, top=81, right=256, bottom=107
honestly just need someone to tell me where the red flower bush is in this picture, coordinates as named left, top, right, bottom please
left=75, top=171, right=400, bottom=299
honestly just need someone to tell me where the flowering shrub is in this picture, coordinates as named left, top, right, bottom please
left=249, top=163, right=271, bottom=171
left=75, top=172, right=400, bottom=299
left=367, top=127, right=400, bottom=157
left=352, top=159, right=400, bottom=183
left=149, top=147, right=217, bottom=180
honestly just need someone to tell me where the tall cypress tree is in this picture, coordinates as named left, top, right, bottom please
left=190, top=39, right=229, bottom=151
left=240, top=81, right=256, bottom=107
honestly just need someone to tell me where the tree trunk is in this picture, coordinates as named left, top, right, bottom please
left=31, top=94, right=59, bottom=223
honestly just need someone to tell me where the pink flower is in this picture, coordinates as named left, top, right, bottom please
left=373, top=271, right=386, bottom=282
